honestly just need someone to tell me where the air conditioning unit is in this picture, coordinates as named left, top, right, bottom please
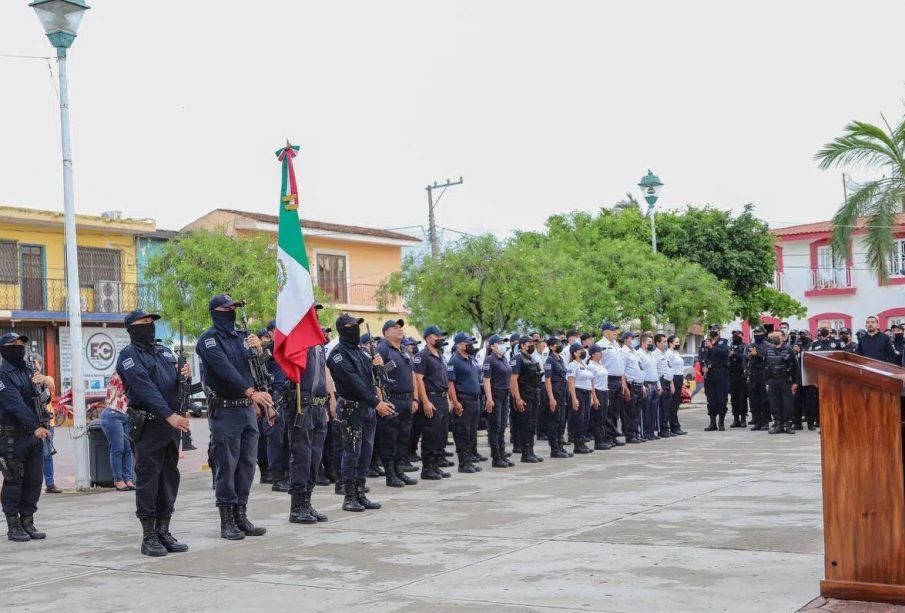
left=95, top=280, right=121, bottom=313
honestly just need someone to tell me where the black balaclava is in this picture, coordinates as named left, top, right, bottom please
left=211, top=308, right=237, bottom=331
left=128, top=322, right=156, bottom=348
left=339, top=324, right=361, bottom=346
left=0, top=345, right=26, bottom=366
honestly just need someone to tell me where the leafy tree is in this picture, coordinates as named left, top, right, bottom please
left=145, top=229, right=335, bottom=337
left=815, top=113, right=905, bottom=281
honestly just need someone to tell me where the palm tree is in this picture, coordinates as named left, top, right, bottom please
left=613, top=192, right=640, bottom=212
left=815, top=114, right=905, bottom=281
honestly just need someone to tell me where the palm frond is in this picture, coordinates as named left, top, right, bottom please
left=862, top=187, right=901, bottom=281
left=815, top=120, right=904, bottom=171
left=831, top=179, right=884, bottom=258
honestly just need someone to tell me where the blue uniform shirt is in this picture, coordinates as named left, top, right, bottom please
left=447, top=351, right=481, bottom=396
left=299, top=344, right=328, bottom=397
left=483, top=351, right=511, bottom=391
left=116, top=342, right=180, bottom=420
left=413, top=347, right=448, bottom=392
left=196, top=325, right=254, bottom=398
left=0, top=361, right=41, bottom=430
left=544, top=353, right=567, bottom=386
left=376, top=339, right=415, bottom=394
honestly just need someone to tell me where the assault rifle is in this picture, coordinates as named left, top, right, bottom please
left=239, top=307, right=277, bottom=423
left=27, top=342, right=55, bottom=455
left=176, top=321, right=203, bottom=416
left=364, top=324, right=395, bottom=417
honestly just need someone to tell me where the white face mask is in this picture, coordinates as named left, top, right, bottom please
left=495, top=343, right=510, bottom=355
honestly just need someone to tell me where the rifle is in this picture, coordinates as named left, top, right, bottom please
left=26, top=343, right=55, bottom=455
left=364, top=324, right=395, bottom=416
left=239, top=307, right=277, bottom=423
left=176, top=321, right=203, bottom=416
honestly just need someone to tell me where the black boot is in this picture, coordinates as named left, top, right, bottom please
left=139, top=516, right=167, bottom=556
left=271, top=469, right=290, bottom=493
left=491, top=447, right=509, bottom=468
left=342, top=481, right=365, bottom=512
left=502, top=447, right=515, bottom=466
left=384, top=460, right=405, bottom=487
left=573, top=440, right=592, bottom=454
left=218, top=505, right=245, bottom=540
left=551, top=437, right=570, bottom=459
left=718, top=414, right=725, bottom=431
left=783, top=421, right=796, bottom=435
left=704, top=416, right=718, bottom=431
left=395, top=461, right=418, bottom=485
left=471, top=442, right=488, bottom=462
left=259, top=463, right=273, bottom=484
left=334, top=480, right=344, bottom=495
left=356, top=480, right=381, bottom=510
left=373, top=460, right=386, bottom=477
left=421, top=459, right=443, bottom=480
left=306, top=491, right=328, bottom=522
left=289, top=491, right=318, bottom=524
left=792, top=422, right=804, bottom=431
left=458, top=452, right=478, bottom=473
left=529, top=440, right=544, bottom=461
left=20, top=515, right=46, bottom=540
left=316, top=464, right=331, bottom=486
left=768, top=421, right=783, bottom=435
left=5, top=513, right=30, bottom=542
left=157, top=516, right=187, bottom=552
left=398, top=459, right=418, bottom=472
left=520, top=437, right=539, bottom=463
left=740, top=416, right=747, bottom=427
left=233, top=505, right=266, bottom=536
left=730, top=415, right=742, bottom=428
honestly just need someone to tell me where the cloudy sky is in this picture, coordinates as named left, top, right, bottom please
left=2, top=1, right=904, bottom=242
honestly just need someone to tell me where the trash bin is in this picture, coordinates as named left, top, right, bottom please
left=87, top=419, right=114, bottom=488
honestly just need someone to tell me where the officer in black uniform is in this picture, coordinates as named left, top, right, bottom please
left=700, top=325, right=731, bottom=431
left=0, top=332, right=51, bottom=542
left=728, top=330, right=748, bottom=428
left=802, top=327, right=841, bottom=430
left=839, top=327, right=857, bottom=352
left=745, top=326, right=770, bottom=431
left=257, top=323, right=290, bottom=492
left=765, top=331, right=799, bottom=434
left=510, top=336, right=544, bottom=464
left=483, top=335, right=514, bottom=468
left=414, top=325, right=452, bottom=480
left=196, top=294, right=271, bottom=540
left=543, top=337, right=571, bottom=459
left=892, top=324, right=905, bottom=360
left=446, top=332, right=483, bottom=474
left=375, top=319, right=419, bottom=487
left=328, top=314, right=393, bottom=512
left=116, top=310, right=193, bottom=556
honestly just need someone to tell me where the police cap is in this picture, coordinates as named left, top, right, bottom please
left=336, top=313, right=364, bottom=329
left=453, top=332, right=476, bottom=345
left=382, top=318, right=404, bottom=332
left=208, top=293, right=245, bottom=310
left=124, top=309, right=161, bottom=327
left=0, top=332, right=28, bottom=345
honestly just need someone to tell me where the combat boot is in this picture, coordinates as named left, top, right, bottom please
left=305, top=491, right=328, bottom=522
left=156, top=516, right=187, bottom=552
left=520, top=438, right=539, bottom=463
left=258, top=463, right=273, bottom=484
left=730, top=415, right=742, bottom=428
left=529, top=441, right=544, bottom=461
left=573, top=440, right=592, bottom=454
left=139, top=516, right=166, bottom=556
left=457, top=452, right=478, bottom=473
left=768, top=421, right=784, bottom=435
left=356, top=480, right=381, bottom=510
left=342, top=482, right=365, bottom=512
left=783, top=421, right=796, bottom=435
left=233, top=505, right=266, bottom=536
left=718, top=414, right=726, bottom=431
left=704, top=416, right=718, bottom=431
left=289, top=492, right=318, bottom=524
left=271, top=470, right=290, bottom=493
left=740, top=416, right=747, bottom=427
left=421, top=460, right=443, bottom=480
left=471, top=442, right=488, bottom=462
left=334, top=479, right=344, bottom=495
left=395, top=461, right=418, bottom=485
left=384, top=460, right=405, bottom=487
left=218, top=506, right=245, bottom=540
left=5, top=513, right=29, bottom=542
left=491, top=447, right=510, bottom=468
left=20, top=515, right=45, bottom=540
left=316, top=464, right=332, bottom=486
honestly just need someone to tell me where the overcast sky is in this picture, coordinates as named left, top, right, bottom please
left=2, top=1, right=904, bottom=242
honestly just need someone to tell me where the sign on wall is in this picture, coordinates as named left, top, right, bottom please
left=59, top=327, right=130, bottom=398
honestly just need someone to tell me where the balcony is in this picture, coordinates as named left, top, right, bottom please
left=313, top=281, right=404, bottom=313
left=0, top=278, right=156, bottom=317
left=770, top=271, right=784, bottom=292
left=806, top=267, right=856, bottom=296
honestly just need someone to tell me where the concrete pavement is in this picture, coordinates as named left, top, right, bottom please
left=2, top=406, right=837, bottom=612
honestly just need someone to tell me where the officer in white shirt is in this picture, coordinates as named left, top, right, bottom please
left=587, top=345, right=612, bottom=450
left=637, top=333, right=661, bottom=441
left=565, top=342, right=595, bottom=454
left=653, top=334, right=674, bottom=438
left=620, top=331, right=645, bottom=444
left=598, top=322, right=628, bottom=447
left=666, top=336, right=688, bottom=435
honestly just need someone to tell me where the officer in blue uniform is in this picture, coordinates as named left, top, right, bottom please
left=0, top=332, right=51, bottom=542
left=196, top=294, right=271, bottom=540
left=700, top=324, right=731, bottom=431
left=510, top=336, right=544, bottom=463
left=376, top=319, right=419, bottom=487
left=328, top=314, right=394, bottom=512
left=414, top=325, right=451, bottom=480
left=116, top=309, right=193, bottom=556
left=447, top=332, right=483, bottom=473
left=259, top=322, right=290, bottom=491
left=543, top=337, right=571, bottom=458
left=482, top=335, right=514, bottom=468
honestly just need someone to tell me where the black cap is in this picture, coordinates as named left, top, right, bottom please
left=580, top=333, right=593, bottom=342
left=336, top=313, right=364, bottom=329
left=752, top=325, right=766, bottom=335
left=566, top=329, right=578, bottom=338
left=0, top=332, right=28, bottom=345
left=588, top=344, right=603, bottom=356
left=518, top=335, right=533, bottom=345
left=423, top=325, right=447, bottom=338
left=382, top=319, right=404, bottom=332
left=208, top=293, right=245, bottom=310
left=124, top=309, right=161, bottom=327
left=267, top=319, right=277, bottom=331
left=840, top=327, right=851, bottom=334
left=708, top=324, right=721, bottom=332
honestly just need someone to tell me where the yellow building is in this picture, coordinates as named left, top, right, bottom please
left=0, top=205, right=156, bottom=395
left=183, top=208, right=421, bottom=332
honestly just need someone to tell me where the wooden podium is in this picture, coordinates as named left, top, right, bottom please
left=804, top=351, right=905, bottom=605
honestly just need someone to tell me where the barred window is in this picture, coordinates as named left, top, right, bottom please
left=0, top=241, right=17, bottom=283
left=77, top=247, right=122, bottom=286
left=316, top=253, right=348, bottom=303
left=890, top=239, right=905, bottom=278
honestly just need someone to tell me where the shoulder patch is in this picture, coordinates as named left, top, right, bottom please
left=333, top=354, right=343, bottom=363
left=446, top=364, right=454, bottom=371
left=509, top=359, right=517, bottom=366
left=413, top=356, right=421, bottom=364
left=544, top=363, right=552, bottom=371
left=122, top=357, right=135, bottom=370
left=0, top=381, right=5, bottom=392
left=482, top=363, right=490, bottom=371
left=204, top=338, right=216, bottom=349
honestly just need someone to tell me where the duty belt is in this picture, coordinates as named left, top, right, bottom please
left=209, top=397, right=253, bottom=409
left=457, top=392, right=479, bottom=400
left=427, top=390, right=448, bottom=399
left=628, top=380, right=643, bottom=387
left=607, top=375, right=623, bottom=381
left=0, top=425, right=28, bottom=437
left=338, top=397, right=363, bottom=409
left=388, top=392, right=414, bottom=401
left=299, top=391, right=329, bottom=406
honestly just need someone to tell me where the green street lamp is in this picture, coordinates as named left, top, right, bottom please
left=31, top=0, right=91, bottom=490
left=638, top=170, right=664, bottom=253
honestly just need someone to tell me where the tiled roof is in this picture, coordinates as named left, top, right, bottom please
left=218, top=209, right=421, bottom=242
left=138, top=229, right=179, bottom=240
left=771, top=213, right=905, bottom=237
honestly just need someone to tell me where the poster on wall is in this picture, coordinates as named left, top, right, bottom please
left=59, top=327, right=130, bottom=398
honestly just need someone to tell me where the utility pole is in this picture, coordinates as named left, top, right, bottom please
left=426, top=177, right=463, bottom=257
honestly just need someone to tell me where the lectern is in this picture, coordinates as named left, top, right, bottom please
left=803, top=351, right=905, bottom=605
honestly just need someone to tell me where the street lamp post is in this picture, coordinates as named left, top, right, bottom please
left=638, top=170, right=664, bottom=254
left=31, top=0, right=91, bottom=490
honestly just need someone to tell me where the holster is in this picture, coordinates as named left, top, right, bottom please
left=126, top=407, right=150, bottom=443
left=0, top=431, right=25, bottom=483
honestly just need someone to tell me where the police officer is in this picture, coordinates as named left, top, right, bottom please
left=665, top=336, right=687, bottom=436
left=483, top=335, right=514, bottom=468
left=414, top=325, right=451, bottom=480
left=637, top=333, right=661, bottom=441
left=260, top=322, right=290, bottom=492
left=360, top=332, right=386, bottom=480
left=399, top=337, right=424, bottom=470
left=728, top=330, right=748, bottom=428
left=599, top=322, right=628, bottom=446
left=765, top=331, right=799, bottom=434
left=745, top=326, right=770, bottom=431
left=587, top=344, right=613, bottom=449
left=801, top=327, right=840, bottom=430
left=700, top=324, right=731, bottom=431
left=328, top=314, right=393, bottom=511
left=375, top=319, right=419, bottom=487
left=0, top=332, right=51, bottom=542
left=651, top=334, right=673, bottom=438
left=510, top=336, right=544, bottom=463
left=839, top=327, right=857, bottom=352
left=447, top=332, right=483, bottom=473
left=196, top=294, right=271, bottom=540
left=620, top=331, right=644, bottom=443
left=543, top=337, right=572, bottom=458
left=116, top=310, right=193, bottom=556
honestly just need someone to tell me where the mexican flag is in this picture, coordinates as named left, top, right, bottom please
left=272, top=143, right=326, bottom=384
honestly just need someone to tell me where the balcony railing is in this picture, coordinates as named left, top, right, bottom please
left=0, top=278, right=155, bottom=313
left=807, top=267, right=853, bottom=291
left=313, top=281, right=403, bottom=311
left=770, top=271, right=784, bottom=292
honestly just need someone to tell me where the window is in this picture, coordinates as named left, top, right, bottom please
left=0, top=240, right=17, bottom=283
left=77, top=247, right=122, bottom=286
left=890, top=239, right=905, bottom=277
left=814, top=245, right=849, bottom=289
left=817, top=318, right=846, bottom=331
left=316, top=253, right=348, bottom=303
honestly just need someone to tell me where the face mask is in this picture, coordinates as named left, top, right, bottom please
left=896, top=333, right=904, bottom=341
left=578, top=351, right=587, bottom=360
left=646, top=343, right=654, bottom=351
left=840, top=334, right=850, bottom=342
left=526, top=345, right=536, bottom=354
left=338, top=325, right=361, bottom=346
left=552, top=345, right=562, bottom=354
left=732, top=336, right=742, bottom=345
left=0, top=345, right=26, bottom=365
left=497, top=343, right=510, bottom=355
left=211, top=309, right=237, bottom=330
left=753, top=334, right=764, bottom=343
left=431, top=338, right=444, bottom=349
left=465, top=344, right=476, bottom=355
left=672, top=344, right=679, bottom=350
left=816, top=329, right=829, bottom=338
left=128, top=322, right=157, bottom=347
left=770, top=337, right=782, bottom=346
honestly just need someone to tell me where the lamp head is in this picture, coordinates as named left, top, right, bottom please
left=30, top=0, right=90, bottom=53
left=638, top=170, right=664, bottom=207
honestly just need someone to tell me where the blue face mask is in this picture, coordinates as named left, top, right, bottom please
left=211, top=309, right=237, bottom=331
